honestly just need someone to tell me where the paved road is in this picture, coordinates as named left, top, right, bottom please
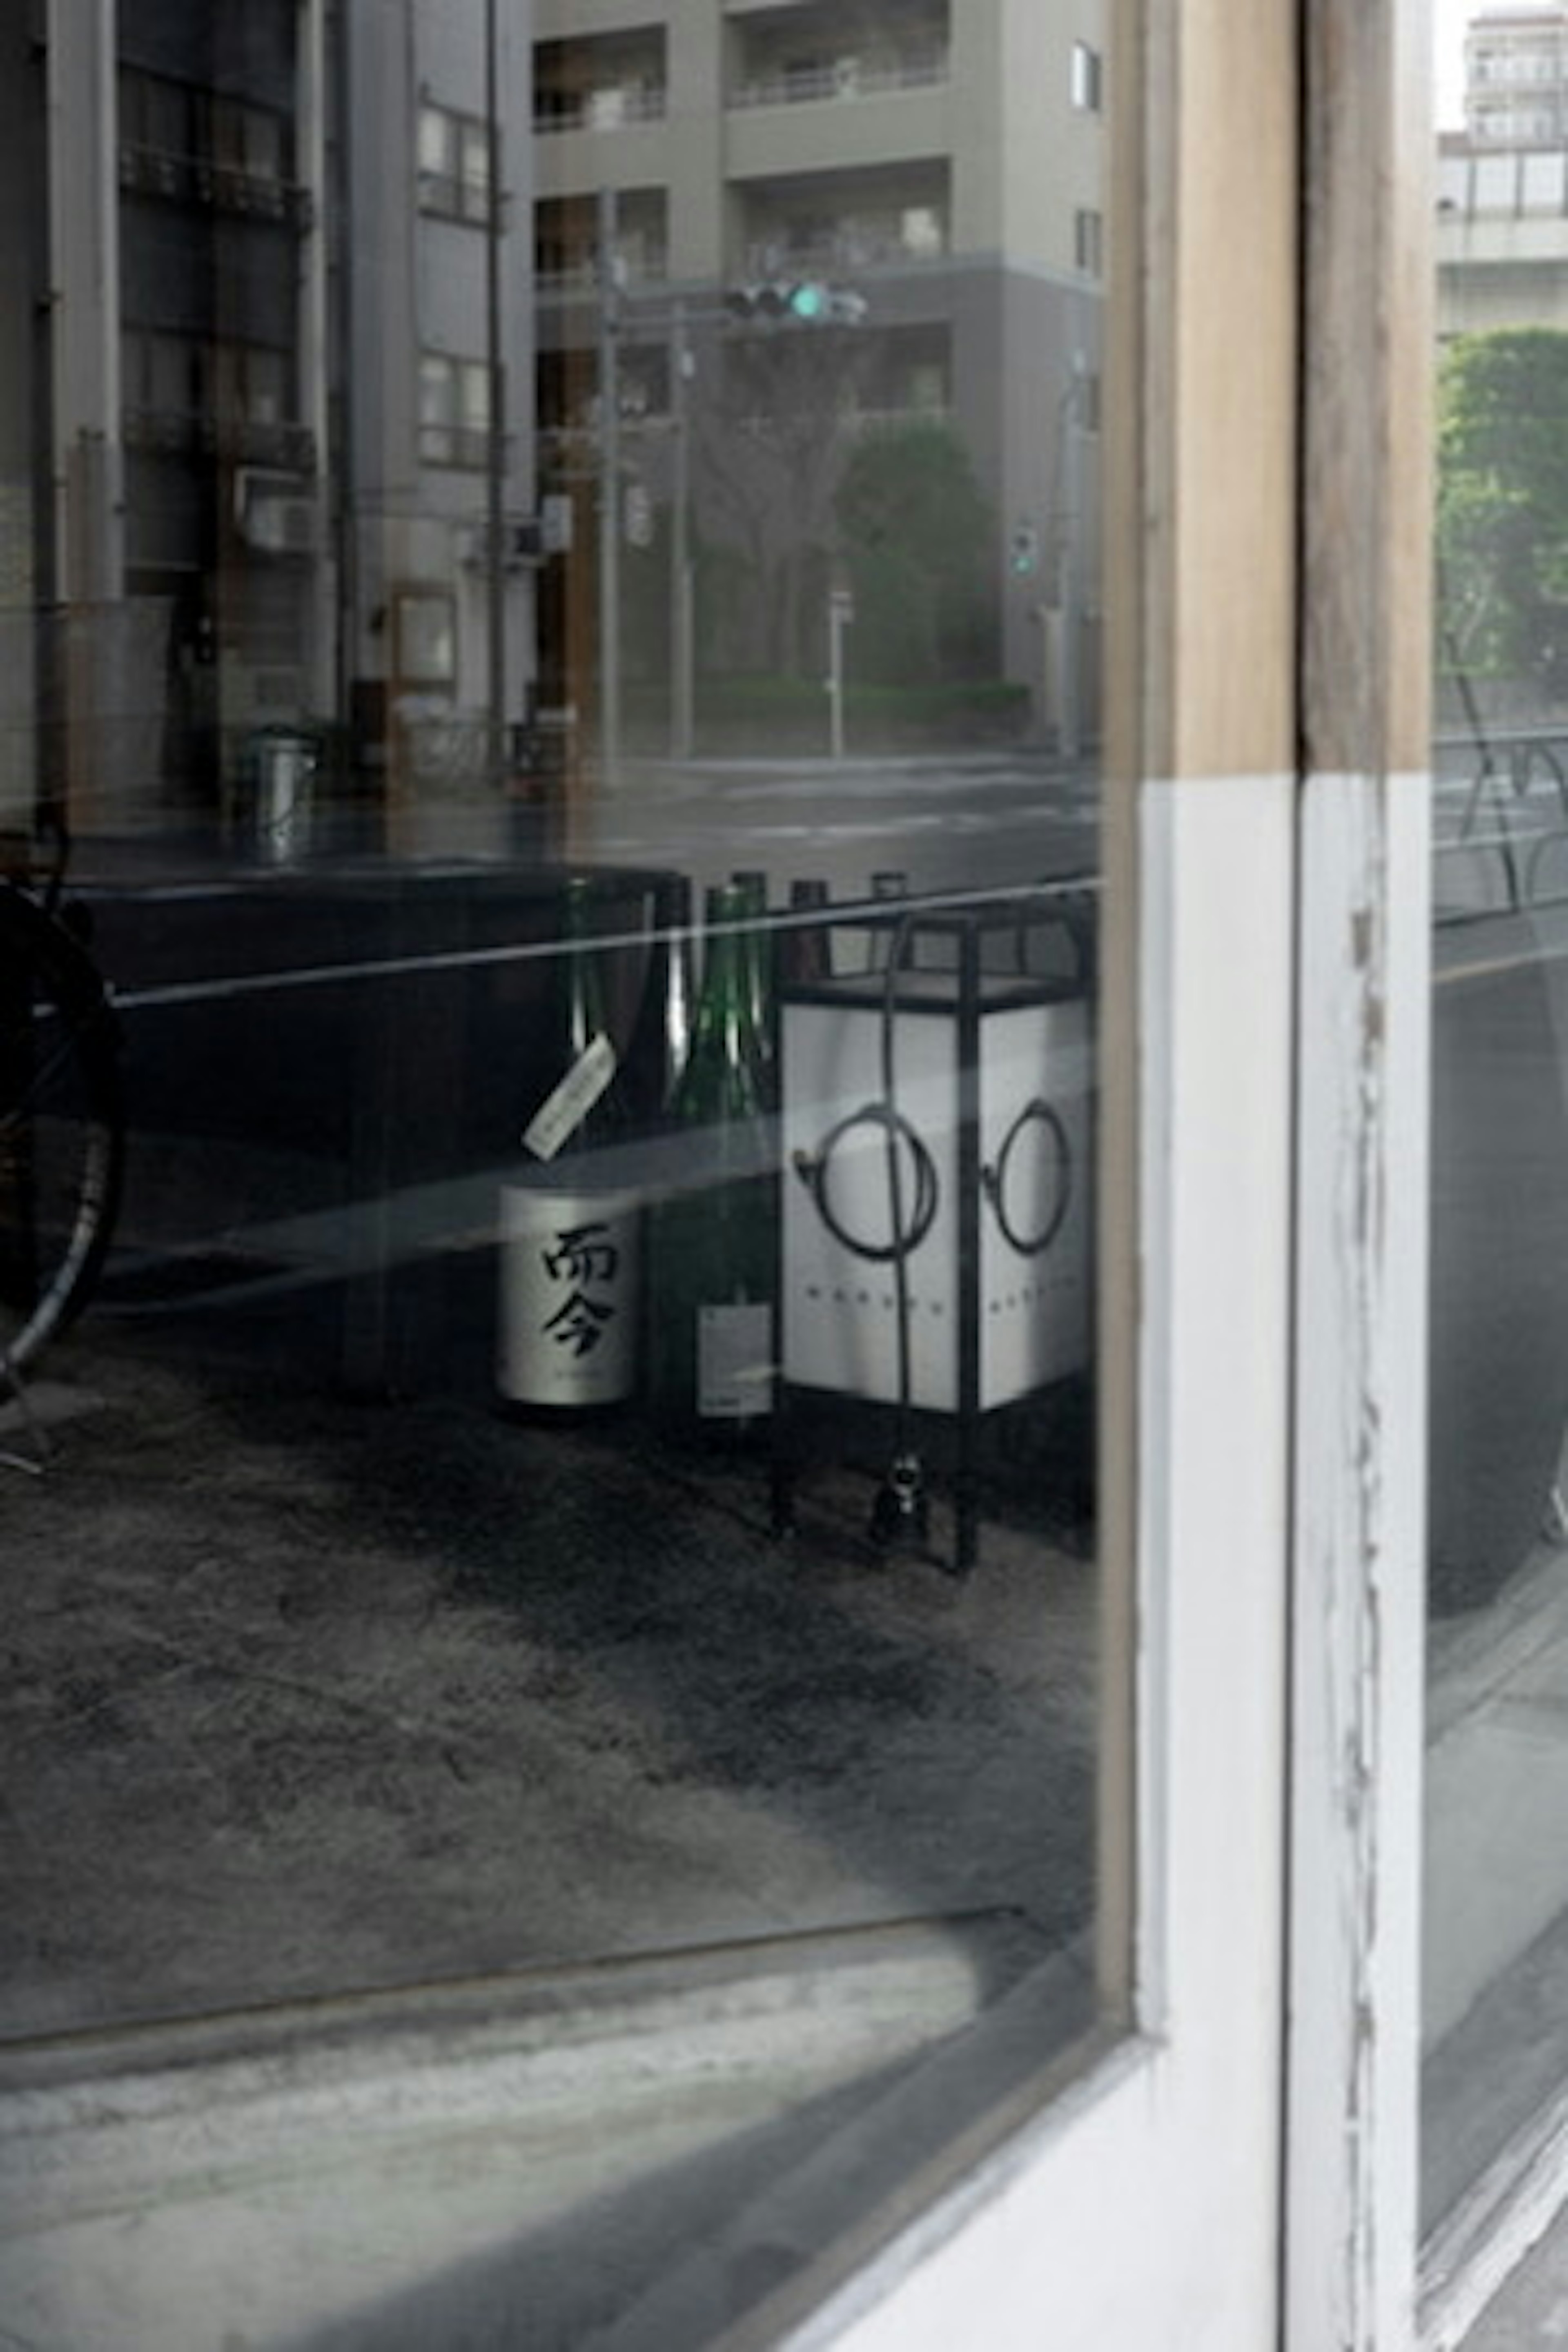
left=572, top=748, right=1101, bottom=905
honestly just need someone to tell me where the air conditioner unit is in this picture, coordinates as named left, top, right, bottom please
left=235, top=469, right=319, bottom=557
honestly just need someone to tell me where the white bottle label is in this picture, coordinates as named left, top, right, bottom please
left=697, top=1301, right=774, bottom=1419
left=498, top=1183, right=640, bottom=1408
left=522, top=1033, right=617, bottom=1162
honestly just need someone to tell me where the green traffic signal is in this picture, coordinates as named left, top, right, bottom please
left=724, top=281, right=865, bottom=325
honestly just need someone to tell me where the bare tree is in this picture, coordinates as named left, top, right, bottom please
left=690, top=323, right=877, bottom=677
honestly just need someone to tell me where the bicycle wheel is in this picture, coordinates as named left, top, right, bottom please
left=0, top=890, right=124, bottom=1379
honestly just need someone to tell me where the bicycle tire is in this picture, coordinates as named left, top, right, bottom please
left=0, top=889, right=124, bottom=1379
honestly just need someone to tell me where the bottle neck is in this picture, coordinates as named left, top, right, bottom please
left=675, top=890, right=768, bottom=1122
left=559, top=882, right=609, bottom=1061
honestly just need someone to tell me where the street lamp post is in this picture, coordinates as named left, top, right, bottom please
left=597, top=185, right=623, bottom=788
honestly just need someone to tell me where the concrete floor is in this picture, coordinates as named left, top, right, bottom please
left=0, top=1336, right=1096, bottom=2044
left=0, top=1336, right=1105, bottom=2051
left=0, top=1319, right=1100, bottom=2345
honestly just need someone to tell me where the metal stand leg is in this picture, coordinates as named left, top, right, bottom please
left=770, top=1378, right=798, bottom=1537
left=0, top=1362, right=52, bottom=1476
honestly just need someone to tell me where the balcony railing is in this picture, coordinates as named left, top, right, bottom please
left=728, top=51, right=948, bottom=110
left=122, top=408, right=317, bottom=471
left=1438, top=146, right=1568, bottom=216
left=533, top=85, right=667, bottom=134
left=535, top=247, right=670, bottom=296
left=119, top=143, right=313, bottom=228
left=417, top=168, right=491, bottom=225
left=742, top=227, right=948, bottom=277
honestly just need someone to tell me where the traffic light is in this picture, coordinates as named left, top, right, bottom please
left=1010, top=521, right=1040, bottom=578
left=724, top=282, right=868, bottom=326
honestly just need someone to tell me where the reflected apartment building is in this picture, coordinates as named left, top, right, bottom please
left=532, top=0, right=1105, bottom=757
left=25, top=0, right=537, bottom=848
left=15, top=0, right=1105, bottom=856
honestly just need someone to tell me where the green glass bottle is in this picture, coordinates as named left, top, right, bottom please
left=497, top=876, right=640, bottom=1416
left=780, top=876, right=832, bottom=988
left=624, top=895, right=694, bottom=1130
left=729, top=867, right=776, bottom=1108
left=647, top=882, right=777, bottom=1440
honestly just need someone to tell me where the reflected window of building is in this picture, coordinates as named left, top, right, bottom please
left=417, top=97, right=491, bottom=224
left=418, top=350, right=490, bottom=470
left=1072, top=40, right=1104, bottom=112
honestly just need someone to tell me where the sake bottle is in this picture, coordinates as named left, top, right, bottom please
left=625, top=888, right=695, bottom=1129
left=729, top=867, right=776, bottom=1108
left=647, top=882, right=776, bottom=1440
left=779, top=876, right=832, bottom=989
left=497, top=875, right=640, bottom=1416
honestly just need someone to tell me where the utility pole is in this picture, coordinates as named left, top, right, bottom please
left=1054, top=353, right=1086, bottom=767
left=826, top=584, right=853, bottom=762
left=597, top=185, right=622, bottom=788
left=670, top=301, right=694, bottom=760
left=484, top=0, right=507, bottom=788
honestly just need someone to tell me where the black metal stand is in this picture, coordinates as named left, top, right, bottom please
left=771, top=882, right=1095, bottom=1577
left=0, top=1360, right=51, bottom=1475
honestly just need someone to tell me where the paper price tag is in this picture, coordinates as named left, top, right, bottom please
left=522, top=1033, right=617, bottom=1160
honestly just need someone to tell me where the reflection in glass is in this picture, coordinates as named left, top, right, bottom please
left=1425, top=0, right=1568, bottom=2238
left=4, top=0, right=1112, bottom=2326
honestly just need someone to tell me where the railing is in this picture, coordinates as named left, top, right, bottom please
left=533, top=85, right=668, bottom=134
left=122, top=408, right=317, bottom=471
left=118, top=143, right=313, bottom=228
left=729, top=51, right=948, bottom=110
left=729, top=399, right=953, bottom=441
left=1437, top=145, right=1568, bottom=218
left=842, top=401, right=954, bottom=431
left=535, top=249, right=670, bottom=296
left=741, top=228, right=948, bottom=277
left=417, top=168, right=490, bottom=225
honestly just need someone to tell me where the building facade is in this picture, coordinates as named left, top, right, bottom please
left=1464, top=4, right=1568, bottom=146
left=21, top=0, right=539, bottom=849
left=531, top=0, right=1105, bottom=747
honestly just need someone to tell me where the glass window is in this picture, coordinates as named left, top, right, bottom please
left=1521, top=149, right=1565, bottom=213
left=418, top=98, right=490, bottom=223
left=394, top=588, right=457, bottom=686
left=417, top=99, right=454, bottom=179
left=1474, top=150, right=1519, bottom=210
left=419, top=350, right=488, bottom=467
left=1425, top=0, right=1568, bottom=2250
left=1072, top=39, right=1104, bottom=111
left=7, top=0, right=1126, bottom=2334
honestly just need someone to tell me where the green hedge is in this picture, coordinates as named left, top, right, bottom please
left=623, top=676, right=1033, bottom=755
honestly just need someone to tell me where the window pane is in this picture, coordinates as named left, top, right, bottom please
left=419, top=350, right=453, bottom=424
left=1426, top=0, right=1568, bottom=2243
left=6, top=0, right=1125, bottom=2334
left=418, top=102, right=452, bottom=177
left=460, top=118, right=490, bottom=196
